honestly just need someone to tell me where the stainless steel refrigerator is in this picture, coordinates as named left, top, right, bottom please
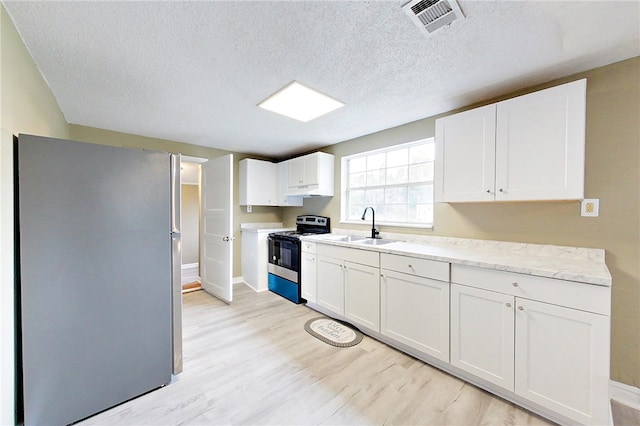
left=16, top=134, right=182, bottom=425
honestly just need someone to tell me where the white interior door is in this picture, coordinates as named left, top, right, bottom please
left=200, top=154, right=234, bottom=303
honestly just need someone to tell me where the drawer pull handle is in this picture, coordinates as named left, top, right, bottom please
left=518, top=306, right=524, bottom=311
left=505, top=302, right=512, bottom=308
left=512, top=282, right=518, bottom=287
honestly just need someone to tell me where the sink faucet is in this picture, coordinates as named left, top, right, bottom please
left=361, top=207, right=380, bottom=239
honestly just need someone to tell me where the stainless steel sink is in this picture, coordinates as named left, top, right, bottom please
left=354, top=238, right=402, bottom=246
left=337, top=235, right=366, bottom=242
left=316, top=234, right=365, bottom=242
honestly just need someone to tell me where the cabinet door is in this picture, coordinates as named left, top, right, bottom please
left=302, top=153, right=319, bottom=186
left=239, top=159, right=277, bottom=206
left=301, top=252, right=317, bottom=303
left=381, top=270, right=449, bottom=361
left=277, top=161, right=303, bottom=206
left=316, top=256, right=344, bottom=315
left=515, top=298, right=609, bottom=425
left=344, top=261, right=380, bottom=332
left=435, top=105, right=496, bottom=202
left=288, top=154, right=322, bottom=188
left=450, top=284, right=515, bottom=391
left=495, top=79, right=586, bottom=201
left=288, top=156, right=306, bottom=187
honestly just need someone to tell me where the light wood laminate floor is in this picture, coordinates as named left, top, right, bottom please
left=81, top=284, right=553, bottom=426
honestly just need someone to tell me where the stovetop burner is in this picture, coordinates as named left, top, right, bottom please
left=268, top=215, right=331, bottom=241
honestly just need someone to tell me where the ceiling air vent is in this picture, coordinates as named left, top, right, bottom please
left=402, top=0, right=465, bottom=35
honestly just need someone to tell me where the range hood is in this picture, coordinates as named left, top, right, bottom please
left=285, top=184, right=334, bottom=198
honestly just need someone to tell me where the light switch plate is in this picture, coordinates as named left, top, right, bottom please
left=581, top=199, right=599, bottom=217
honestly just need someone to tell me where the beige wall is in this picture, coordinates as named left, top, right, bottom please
left=0, top=8, right=69, bottom=139
left=69, top=124, right=282, bottom=278
left=1, top=5, right=72, bottom=424
left=2, top=0, right=638, bottom=412
left=181, top=184, right=200, bottom=265
left=283, top=57, right=640, bottom=388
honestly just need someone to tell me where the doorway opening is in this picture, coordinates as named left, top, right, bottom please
left=180, top=160, right=202, bottom=293
left=179, top=154, right=234, bottom=303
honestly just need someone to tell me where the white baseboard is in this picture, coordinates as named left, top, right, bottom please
left=233, top=276, right=244, bottom=285
left=181, top=263, right=199, bottom=285
left=610, top=380, right=640, bottom=409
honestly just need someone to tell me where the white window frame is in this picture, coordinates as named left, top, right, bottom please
left=340, top=138, right=435, bottom=229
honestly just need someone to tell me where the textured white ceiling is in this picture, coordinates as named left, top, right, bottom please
left=4, top=0, right=639, bottom=158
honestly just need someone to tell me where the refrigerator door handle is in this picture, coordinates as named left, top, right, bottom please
left=170, top=153, right=183, bottom=375
left=170, top=154, right=181, bottom=233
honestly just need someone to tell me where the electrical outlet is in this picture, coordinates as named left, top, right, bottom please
left=581, top=199, right=599, bottom=217
left=247, top=205, right=252, bottom=213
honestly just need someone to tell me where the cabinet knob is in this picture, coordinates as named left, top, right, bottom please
left=518, top=306, right=524, bottom=311
left=380, top=274, right=385, bottom=278
left=499, top=188, right=504, bottom=192
left=512, top=282, right=518, bottom=287
left=505, top=302, right=512, bottom=308
left=486, top=190, right=491, bottom=193
left=408, top=264, right=413, bottom=268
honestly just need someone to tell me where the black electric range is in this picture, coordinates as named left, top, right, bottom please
left=267, top=215, right=330, bottom=303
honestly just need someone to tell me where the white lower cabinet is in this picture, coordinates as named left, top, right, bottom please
left=381, top=269, right=450, bottom=362
left=514, top=298, right=609, bottom=425
left=344, top=261, right=380, bottom=332
left=450, top=284, right=515, bottom=390
left=450, top=264, right=610, bottom=425
left=316, top=243, right=380, bottom=325
left=301, top=242, right=317, bottom=303
left=308, top=244, right=610, bottom=425
left=316, top=256, right=345, bottom=314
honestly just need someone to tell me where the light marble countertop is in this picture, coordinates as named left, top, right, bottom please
left=302, top=229, right=612, bottom=287
left=240, top=222, right=294, bottom=233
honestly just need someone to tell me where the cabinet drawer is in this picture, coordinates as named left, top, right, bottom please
left=301, top=241, right=316, bottom=253
left=317, top=243, right=379, bottom=267
left=451, top=264, right=609, bottom=315
left=381, top=253, right=449, bottom=282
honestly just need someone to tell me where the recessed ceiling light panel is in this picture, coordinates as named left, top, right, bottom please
left=258, top=81, right=345, bottom=122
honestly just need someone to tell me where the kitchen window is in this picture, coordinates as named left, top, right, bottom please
left=341, top=138, right=434, bottom=228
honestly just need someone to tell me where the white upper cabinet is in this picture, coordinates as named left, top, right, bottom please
left=435, top=105, right=496, bottom=202
left=285, top=152, right=334, bottom=196
left=277, top=161, right=304, bottom=207
left=495, top=79, right=586, bottom=201
left=239, top=158, right=277, bottom=206
left=435, top=79, right=586, bottom=202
